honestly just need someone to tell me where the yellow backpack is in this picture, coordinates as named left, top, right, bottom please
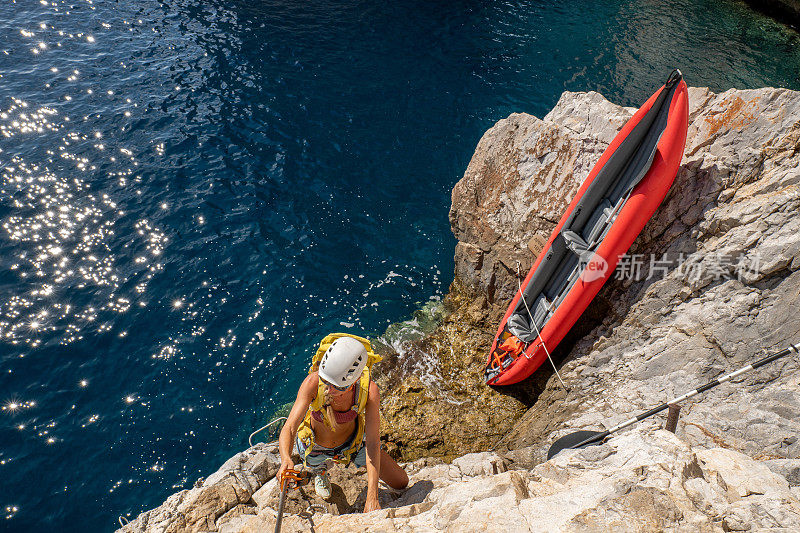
left=296, top=333, right=382, bottom=464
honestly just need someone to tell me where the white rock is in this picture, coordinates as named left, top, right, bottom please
left=695, top=448, right=791, bottom=499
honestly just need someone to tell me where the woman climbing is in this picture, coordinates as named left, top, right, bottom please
left=277, top=333, right=409, bottom=512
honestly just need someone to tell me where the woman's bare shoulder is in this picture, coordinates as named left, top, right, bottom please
left=299, top=372, right=319, bottom=396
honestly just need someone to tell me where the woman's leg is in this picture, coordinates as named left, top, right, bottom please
left=378, top=448, right=408, bottom=489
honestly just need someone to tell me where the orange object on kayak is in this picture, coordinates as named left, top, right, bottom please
left=499, top=335, right=524, bottom=357
left=489, top=333, right=526, bottom=369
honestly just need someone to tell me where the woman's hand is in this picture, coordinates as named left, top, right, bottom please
left=276, top=458, right=294, bottom=487
left=364, top=497, right=381, bottom=513
left=277, top=374, right=317, bottom=489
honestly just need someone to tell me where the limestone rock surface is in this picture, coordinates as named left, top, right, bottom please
left=119, top=444, right=281, bottom=533
left=121, top=431, right=800, bottom=532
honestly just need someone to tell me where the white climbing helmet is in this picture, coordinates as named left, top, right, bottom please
left=318, top=336, right=368, bottom=388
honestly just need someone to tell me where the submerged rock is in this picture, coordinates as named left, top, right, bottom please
left=373, top=281, right=534, bottom=462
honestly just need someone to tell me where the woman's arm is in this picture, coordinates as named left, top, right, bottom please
left=277, top=373, right=317, bottom=481
left=363, top=381, right=381, bottom=512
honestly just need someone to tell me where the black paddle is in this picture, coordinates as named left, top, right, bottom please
left=547, top=342, right=800, bottom=460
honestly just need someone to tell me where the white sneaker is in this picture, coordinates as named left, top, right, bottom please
left=314, top=471, right=331, bottom=499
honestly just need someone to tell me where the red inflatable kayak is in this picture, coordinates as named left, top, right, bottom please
left=485, top=70, right=689, bottom=386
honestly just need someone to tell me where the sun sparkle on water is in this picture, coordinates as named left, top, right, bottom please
left=0, top=96, right=167, bottom=347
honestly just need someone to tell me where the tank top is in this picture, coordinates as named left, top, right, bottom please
left=311, top=408, right=358, bottom=424
left=310, top=387, right=358, bottom=424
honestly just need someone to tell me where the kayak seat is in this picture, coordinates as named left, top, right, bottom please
left=543, top=250, right=580, bottom=303
left=533, top=294, right=551, bottom=328
left=562, top=230, right=589, bottom=256
left=508, top=293, right=553, bottom=341
left=581, top=199, right=614, bottom=244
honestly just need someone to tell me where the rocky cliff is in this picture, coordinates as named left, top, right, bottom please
left=379, top=84, right=800, bottom=465
left=120, top=84, right=800, bottom=532
left=120, top=430, right=800, bottom=532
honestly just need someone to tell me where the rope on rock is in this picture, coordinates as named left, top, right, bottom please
left=516, top=261, right=569, bottom=392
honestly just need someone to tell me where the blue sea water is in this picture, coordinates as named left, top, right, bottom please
left=1, top=0, right=799, bottom=530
